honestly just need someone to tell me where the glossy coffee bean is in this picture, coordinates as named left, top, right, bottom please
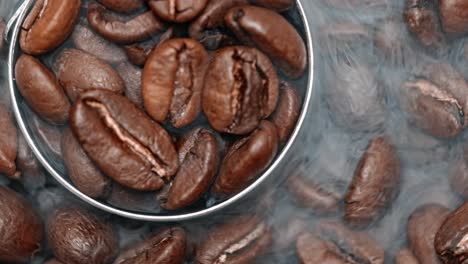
left=344, top=136, right=400, bottom=227
left=407, top=204, right=450, bottom=264
left=70, top=89, right=178, bottom=191
left=142, top=38, right=208, bottom=128
left=116, top=62, right=143, bottom=109
left=55, top=48, right=124, bottom=102
left=0, top=187, right=43, bottom=263
left=48, top=207, right=118, bottom=264
left=97, top=0, right=144, bottom=13
left=271, top=82, right=300, bottom=143
left=449, top=159, right=468, bottom=200
left=0, top=104, right=18, bottom=178
left=213, top=120, right=278, bottom=195
left=400, top=63, right=468, bottom=138
left=32, top=116, right=63, bottom=160
left=148, top=0, right=208, bottom=23
left=225, top=5, right=307, bottom=78
left=439, top=0, right=468, bottom=35
left=87, top=4, right=166, bottom=44
left=162, top=128, right=219, bottom=210
left=15, top=54, right=70, bottom=124
left=20, top=0, right=81, bottom=55
left=196, top=215, right=272, bottom=264
left=250, top=0, right=294, bottom=11
left=62, top=129, right=111, bottom=199
left=395, top=248, right=419, bottom=264
left=72, top=23, right=127, bottom=64
left=435, top=202, right=468, bottom=263
left=203, top=46, right=279, bottom=135
left=189, top=0, right=249, bottom=50
left=114, top=227, right=186, bottom=264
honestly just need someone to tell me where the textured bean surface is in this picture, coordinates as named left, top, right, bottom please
left=148, top=0, right=208, bottom=23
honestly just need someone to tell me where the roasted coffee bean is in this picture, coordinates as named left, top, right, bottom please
left=203, top=46, right=279, bottom=135
left=271, top=82, right=300, bottom=143
left=439, top=0, right=468, bottom=35
left=62, top=129, right=111, bottom=199
left=0, top=104, right=19, bottom=178
left=48, top=207, right=118, bottom=264
left=407, top=204, right=450, bottom=264
left=296, top=233, right=349, bottom=263
left=142, top=38, right=208, bottom=128
left=114, top=227, right=186, bottom=264
left=449, top=159, right=468, bottom=200
left=318, top=21, right=371, bottom=53
left=162, top=128, right=219, bottom=210
left=87, top=4, right=166, bottom=44
left=404, top=0, right=446, bottom=51
left=400, top=63, right=468, bottom=138
left=344, top=136, right=400, bottom=227
left=225, top=5, right=307, bottom=78
left=395, top=248, right=419, bottom=264
left=55, top=48, right=124, bottom=102
left=0, top=186, right=43, bottom=263
left=116, top=62, right=143, bottom=109
left=97, top=0, right=144, bottom=13
left=287, top=175, right=341, bottom=214
left=213, top=121, right=278, bottom=195
left=15, top=54, right=70, bottom=124
left=435, top=202, right=468, bottom=263
left=148, top=0, right=208, bottom=23
left=189, top=0, right=249, bottom=50
left=196, top=215, right=272, bottom=264
left=250, top=0, right=294, bottom=11
left=32, top=116, right=63, bottom=160
left=20, top=0, right=81, bottom=55
left=70, top=89, right=179, bottom=191
left=72, top=23, right=127, bottom=64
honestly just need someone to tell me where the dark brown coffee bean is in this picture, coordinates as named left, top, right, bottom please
left=296, top=233, right=348, bottom=263
left=62, top=129, right=111, bottom=199
left=87, top=4, right=166, bottom=44
left=270, top=82, right=300, bottom=143
left=97, top=0, right=144, bottom=13
left=407, top=204, right=450, bottom=264
left=148, top=0, right=208, bottom=23
left=162, top=128, right=219, bottom=210
left=0, top=187, right=43, bottom=263
left=55, top=48, right=124, bottom=102
left=344, top=136, right=400, bottom=227
left=15, top=54, right=70, bottom=124
left=287, top=175, right=340, bottom=214
left=404, top=0, right=447, bottom=51
left=213, top=120, right=278, bottom=195
left=142, top=38, right=208, bottom=128
left=70, top=89, right=179, bottom=191
left=0, top=104, right=19, bottom=179
left=250, top=0, right=294, bottom=11
left=32, top=116, right=63, bottom=160
left=225, top=5, right=307, bottom=78
left=395, top=248, right=420, bottom=264
left=116, top=62, right=143, bottom=109
left=114, top=227, right=186, bottom=264
left=72, top=23, right=127, bottom=64
left=439, top=0, right=468, bottom=36
left=318, top=21, right=371, bottom=53
left=196, top=215, right=272, bottom=264
left=435, top=202, right=468, bottom=263
left=20, top=0, right=80, bottom=55
left=449, top=159, right=468, bottom=200
left=400, top=63, right=468, bottom=138
left=48, top=207, right=118, bottom=264
left=189, top=0, right=249, bottom=50
left=203, top=46, right=279, bottom=135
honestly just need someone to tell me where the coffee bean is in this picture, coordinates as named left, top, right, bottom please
left=408, top=203, right=450, bottom=264
left=87, top=3, right=166, bottom=44
left=15, top=54, right=70, bottom=124
left=20, top=0, right=81, bottom=55
left=0, top=187, right=43, bottom=263
left=395, top=248, right=419, bottom=264
left=435, top=202, right=468, bottom=263
left=107, top=183, right=158, bottom=212
left=203, top=46, right=279, bottom=135
left=270, top=82, right=300, bottom=143
left=344, top=136, right=400, bottom=227
left=449, top=159, right=468, bottom=200
left=70, top=89, right=179, bottom=191
left=439, top=0, right=468, bottom=36
left=162, top=128, right=219, bottom=210
left=0, top=104, right=19, bottom=179
left=225, top=5, right=307, bottom=78
left=55, top=48, right=124, bottom=102
left=48, top=207, right=118, bottom=264
left=97, top=0, right=144, bottom=14
left=142, top=38, right=208, bottom=128
left=116, top=62, right=143, bottom=109
left=114, top=227, right=186, bottom=264
left=148, top=0, right=208, bottom=23
left=213, top=120, right=278, bottom=195
left=196, top=215, right=272, bottom=264
left=250, top=0, right=294, bottom=11
left=296, top=233, right=348, bottom=263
